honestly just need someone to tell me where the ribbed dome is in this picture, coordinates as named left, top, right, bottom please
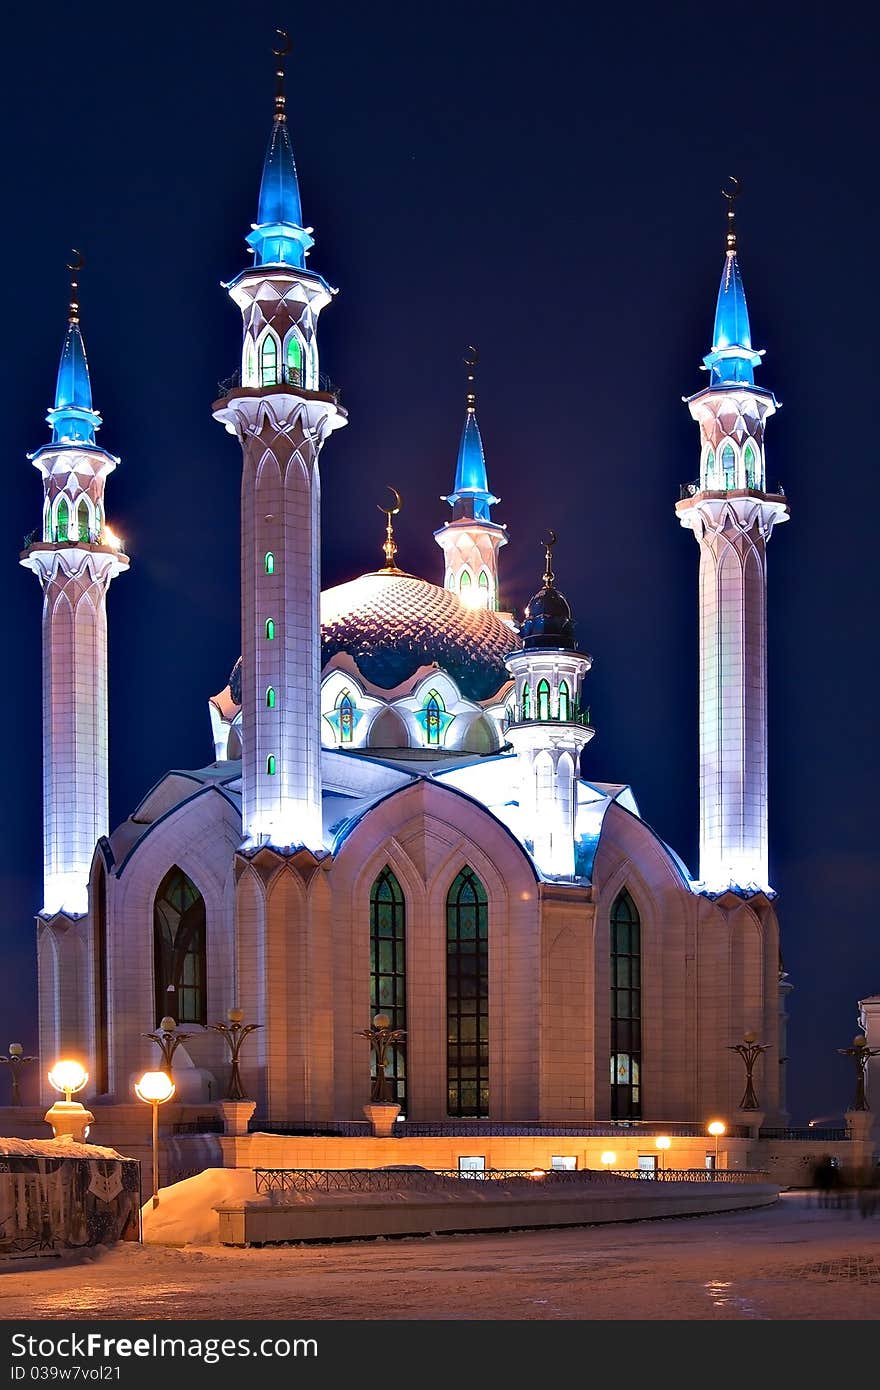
left=519, top=582, right=576, bottom=650
left=229, top=570, right=516, bottom=705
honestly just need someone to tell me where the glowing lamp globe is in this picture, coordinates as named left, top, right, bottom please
left=528, top=1168, right=547, bottom=1179
left=600, top=1151, right=616, bottom=1167
left=655, top=1136, right=671, bottom=1151
left=47, top=1059, right=88, bottom=1100
left=707, top=1121, right=726, bottom=1138
left=135, top=1071, right=176, bottom=1105
left=44, top=1059, right=93, bottom=1141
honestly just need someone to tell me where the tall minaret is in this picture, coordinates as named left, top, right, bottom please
left=434, top=349, right=508, bottom=613
left=213, top=35, right=346, bottom=849
left=505, top=537, right=594, bottom=878
left=676, top=182, right=789, bottom=893
left=21, top=254, right=129, bottom=915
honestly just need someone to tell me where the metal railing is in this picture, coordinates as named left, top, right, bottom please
left=253, top=1166, right=770, bottom=1195
left=171, top=1118, right=225, bottom=1135
left=503, top=709, right=592, bottom=732
left=216, top=368, right=341, bottom=401
left=395, top=1120, right=751, bottom=1139
left=759, top=1127, right=849, bottom=1142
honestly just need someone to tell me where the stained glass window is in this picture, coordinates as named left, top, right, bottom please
left=722, top=442, right=736, bottom=489
left=153, top=867, right=206, bottom=1026
left=537, top=679, right=551, bottom=721
left=77, top=499, right=90, bottom=542
left=260, top=334, right=278, bottom=387
left=610, top=888, right=641, bottom=1119
left=265, top=618, right=275, bottom=640
left=286, top=334, right=303, bottom=385
left=425, top=691, right=443, bottom=747
left=522, top=683, right=531, bottom=720
left=266, top=687, right=276, bottom=709
left=478, top=570, right=490, bottom=606
left=460, top=571, right=472, bottom=594
left=705, top=447, right=716, bottom=487
left=265, top=552, right=274, bottom=575
left=370, top=867, right=406, bottom=1108
left=267, top=754, right=276, bottom=775
left=744, top=442, right=757, bottom=488
left=56, top=497, right=69, bottom=542
left=558, top=679, right=571, bottom=721
left=339, top=692, right=354, bottom=744
left=447, top=868, right=489, bottom=1117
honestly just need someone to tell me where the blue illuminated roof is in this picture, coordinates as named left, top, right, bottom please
left=702, top=249, right=763, bottom=386
left=46, top=320, right=102, bottom=446
left=246, top=118, right=314, bottom=269
left=445, top=409, right=498, bottom=522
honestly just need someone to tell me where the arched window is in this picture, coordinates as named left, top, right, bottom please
left=264, top=552, right=275, bottom=575
left=266, top=687, right=276, bottom=709
left=425, top=691, right=443, bottom=747
left=446, top=867, right=489, bottom=1117
left=558, top=679, right=571, bottom=721
left=478, top=570, right=491, bottom=605
left=370, top=867, right=406, bottom=1109
left=537, top=678, right=551, bottom=721
left=610, top=888, right=641, bottom=1120
left=153, top=867, right=206, bottom=1026
left=459, top=570, right=472, bottom=595
left=42, top=498, right=51, bottom=542
left=744, top=442, right=757, bottom=488
left=522, top=682, right=531, bottom=720
left=265, top=618, right=276, bottom=640
left=721, top=442, right=736, bottom=490
left=260, top=333, right=279, bottom=387
left=266, top=754, right=276, bottom=775
left=56, top=497, right=69, bottom=543
left=95, top=503, right=103, bottom=539
left=704, top=446, right=716, bottom=487
left=77, top=499, right=90, bottom=542
left=285, top=334, right=303, bottom=385
left=338, top=691, right=354, bottom=744
left=243, top=337, right=257, bottom=387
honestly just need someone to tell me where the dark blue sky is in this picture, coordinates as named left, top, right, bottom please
left=2, top=1, right=876, bottom=1123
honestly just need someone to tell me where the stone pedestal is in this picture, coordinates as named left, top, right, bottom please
left=362, top=1102, right=401, bottom=1137
left=43, top=1100, right=95, bottom=1142
left=735, top=1108, right=765, bottom=1141
left=218, top=1100, right=256, bottom=1137
left=844, top=1109, right=876, bottom=1174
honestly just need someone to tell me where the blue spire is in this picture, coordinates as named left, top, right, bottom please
left=443, top=350, right=499, bottom=523
left=701, top=182, right=763, bottom=387
left=46, top=257, right=102, bottom=446
left=245, top=37, right=314, bottom=270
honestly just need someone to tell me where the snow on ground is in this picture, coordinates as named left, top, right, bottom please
left=0, top=1135, right=123, bottom=1158
left=142, top=1169, right=256, bottom=1246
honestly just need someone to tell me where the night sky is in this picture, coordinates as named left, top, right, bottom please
left=2, top=1, right=876, bottom=1124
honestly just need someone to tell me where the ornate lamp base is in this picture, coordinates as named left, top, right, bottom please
left=362, top=1101, right=401, bottom=1137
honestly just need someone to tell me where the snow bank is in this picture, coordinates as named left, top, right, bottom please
left=142, top=1168, right=256, bottom=1246
left=0, top=1136, right=123, bottom=1159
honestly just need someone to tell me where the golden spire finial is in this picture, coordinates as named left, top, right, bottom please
left=542, top=529, right=557, bottom=586
left=721, top=175, right=740, bottom=255
left=377, top=486, right=403, bottom=571
left=272, top=29, right=291, bottom=122
left=464, top=345, right=478, bottom=413
left=67, top=249, right=84, bottom=325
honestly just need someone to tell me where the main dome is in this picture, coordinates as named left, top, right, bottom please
left=229, top=570, right=517, bottom=705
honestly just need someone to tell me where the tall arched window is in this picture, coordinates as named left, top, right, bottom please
left=77, top=499, right=90, bottom=542
left=558, top=679, right=571, bottom=721
left=267, top=754, right=276, bottom=775
left=522, top=683, right=531, bottom=720
left=260, top=333, right=278, bottom=387
left=264, top=552, right=275, bottom=575
left=704, top=446, right=716, bottom=487
left=744, top=442, right=757, bottom=488
left=721, top=442, right=736, bottom=490
left=286, top=334, right=303, bottom=385
left=478, top=570, right=491, bottom=605
left=610, top=888, right=641, bottom=1120
left=243, top=337, right=257, bottom=386
left=265, top=618, right=276, bottom=640
left=42, top=498, right=51, bottom=542
left=153, top=867, right=206, bottom=1026
left=339, top=692, right=354, bottom=744
left=95, top=503, right=103, bottom=538
left=459, top=570, right=472, bottom=595
left=425, top=691, right=442, bottom=747
left=537, top=678, right=551, bottom=721
left=56, top=497, right=69, bottom=542
left=446, top=867, right=489, bottom=1117
left=266, top=687, right=276, bottom=709
left=370, top=867, right=406, bottom=1108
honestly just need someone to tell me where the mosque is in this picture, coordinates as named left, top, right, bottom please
left=23, top=49, right=794, bottom=1130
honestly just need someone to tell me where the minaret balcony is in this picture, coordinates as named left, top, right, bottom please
left=504, top=709, right=593, bottom=733
left=217, top=366, right=342, bottom=404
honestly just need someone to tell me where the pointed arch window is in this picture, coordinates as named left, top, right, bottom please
left=446, top=867, right=489, bottom=1117
left=558, top=679, right=571, bottom=721
left=265, top=618, right=276, bottom=640
left=610, top=888, right=641, bottom=1120
left=338, top=691, right=354, bottom=744
left=77, top=499, right=90, bottom=543
left=243, top=337, right=257, bottom=387
left=260, top=333, right=279, bottom=387
left=478, top=570, right=491, bottom=606
left=56, top=497, right=69, bottom=543
left=264, top=552, right=275, bottom=575
left=266, top=754, right=276, bottom=775
left=522, top=683, right=531, bottom=720
left=370, top=867, right=406, bottom=1109
left=721, top=443, right=736, bottom=490
left=704, top=446, right=716, bottom=488
left=153, top=867, right=206, bottom=1026
left=744, top=442, right=757, bottom=489
left=537, top=678, right=551, bottom=721
left=285, top=334, right=303, bottom=386
left=95, top=503, right=103, bottom=539
left=266, top=687, right=276, bottom=709
left=425, top=691, right=443, bottom=747
left=42, top=498, right=51, bottom=542
left=459, top=570, right=472, bottom=595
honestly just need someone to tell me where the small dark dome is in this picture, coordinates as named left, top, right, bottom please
left=520, top=582, right=576, bottom=650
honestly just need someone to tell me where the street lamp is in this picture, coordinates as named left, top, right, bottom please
left=707, top=1120, right=726, bottom=1175
left=135, top=1070, right=176, bottom=1209
left=44, top=1059, right=94, bottom=1141
left=208, top=1009, right=261, bottom=1100
left=143, top=1017, right=195, bottom=1078
left=0, top=1043, right=38, bottom=1105
left=655, top=1135, right=671, bottom=1172
left=600, top=1150, right=617, bottom=1172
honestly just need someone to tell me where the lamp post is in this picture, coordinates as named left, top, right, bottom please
left=837, top=1034, right=880, bottom=1112
left=728, top=1032, right=769, bottom=1110
left=45, top=1059, right=93, bottom=1140
left=0, top=1043, right=38, bottom=1105
left=655, top=1135, right=671, bottom=1173
left=135, top=1070, right=176, bottom=1209
left=208, top=1009, right=261, bottom=1100
left=142, top=1017, right=195, bottom=1079
left=359, top=1013, right=406, bottom=1104
left=707, top=1120, right=726, bottom=1175
left=600, top=1150, right=617, bottom=1173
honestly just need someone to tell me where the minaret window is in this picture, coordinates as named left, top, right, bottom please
left=55, top=497, right=69, bottom=543
left=266, top=687, right=276, bottom=709
left=264, top=552, right=275, bottom=575
left=721, top=442, right=736, bottom=489
left=285, top=333, right=303, bottom=386
left=339, top=692, right=354, bottom=744
left=478, top=570, right=491, bottom=606
left=266, top=755, right=276, bottom=775
left=370, top=867, right=407, bottom=1109
left=558, top=680, right=571, bottom=721
left=42, top=499, right=51, bottom=542
left=77, top=499, right=90, bottom=542
left=265, top=618, right=276, bottom=640
left=610, top=888, right=642, bottom=1120
left=522, top=683, right=531, bottom=720
left=446, top=867, right=489, bottom=1117
left=153, top=867, right=206, bottom=1027
left=704, top=446, right=716, bottom=488
left=243, top=337, right=256, bottom=386
left=260, top=333, right=279, bottom=387
left=95, top=503, right=103, bottom=539
left=537, top=679, right=551, bottom=721
left=744, top=442, right=758, bottom=488
left=459, top=570, right=472, bottom=596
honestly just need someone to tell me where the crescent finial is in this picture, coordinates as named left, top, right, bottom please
left=377, top=487, right=402, bottom=570
left=67, top=248, right=85, bottom=273
left=721, top=174, right=741, bottom=204
left=273, top=28, right=292, bottom=57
